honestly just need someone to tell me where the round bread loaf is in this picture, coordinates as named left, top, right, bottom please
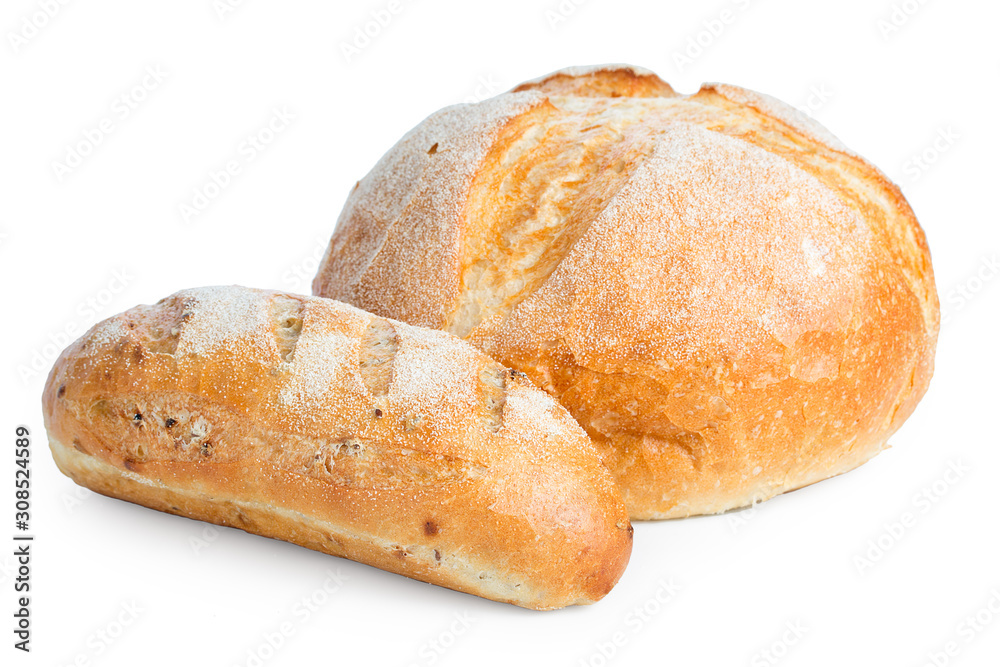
left=313, top=65, right=939, bottom=519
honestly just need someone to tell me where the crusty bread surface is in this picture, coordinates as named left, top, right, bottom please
left=313, top=64, right=940, bottom=519
left=42, top=286, right=633, bottom=610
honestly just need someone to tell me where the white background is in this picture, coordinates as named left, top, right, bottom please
left=2, top=1, right=998, bottom=665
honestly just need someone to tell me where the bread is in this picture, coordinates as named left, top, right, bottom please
left=42, top=285, right=632, bottom=610
left=312, top=64, right=940, bottom=519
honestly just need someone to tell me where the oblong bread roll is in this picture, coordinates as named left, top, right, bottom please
left=42, top=286, right=632, bottom=610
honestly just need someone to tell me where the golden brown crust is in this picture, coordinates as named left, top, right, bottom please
left=313, top=65, right=939, bottom=519
left=42, top=286, right=632, bottom=609
left=312, top=92, right=551, bottom=329
left=512, top=64, right=677, bottom=98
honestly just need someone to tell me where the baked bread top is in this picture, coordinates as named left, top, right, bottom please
left=313, top=65, right=939, bottom=518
